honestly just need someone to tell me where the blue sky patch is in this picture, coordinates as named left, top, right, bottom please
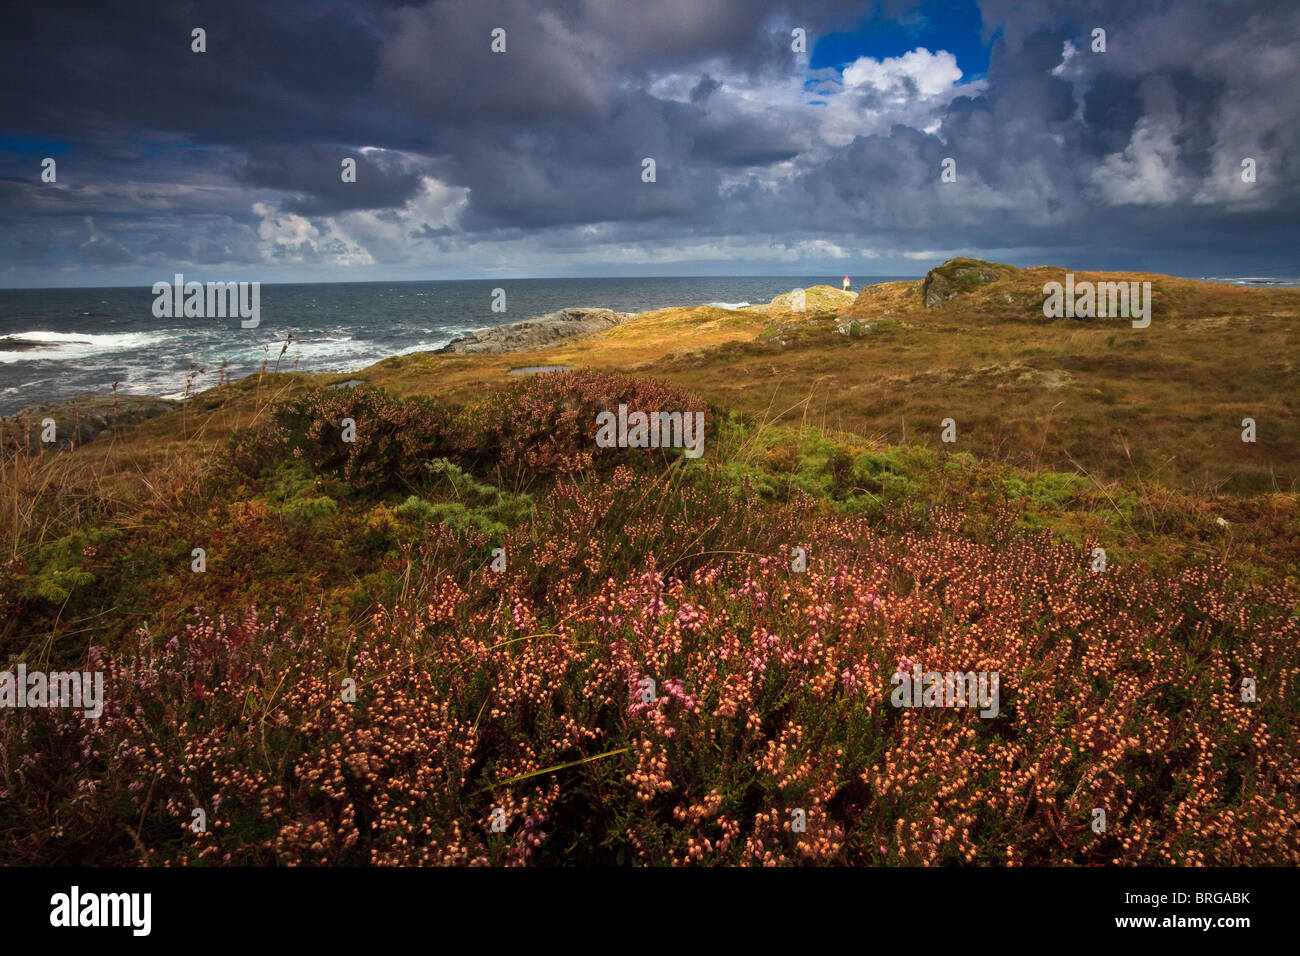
left=811, top=0, right=991, bottom=80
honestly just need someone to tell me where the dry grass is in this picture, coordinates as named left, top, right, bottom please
left=358, top=267, right=1300, bottom=495
left=2, top=340, right=1297, bottom=866
left=5, top=267, right=1294, bottom=559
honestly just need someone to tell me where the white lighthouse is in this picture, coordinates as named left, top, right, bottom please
left=842, top=276, right=851, bottom=292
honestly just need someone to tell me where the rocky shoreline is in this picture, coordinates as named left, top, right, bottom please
left=0, top=307, right=649, bottom=447
left=1, top=285, right=865, bottom=446
left=436, top=306, right=636, bottom=355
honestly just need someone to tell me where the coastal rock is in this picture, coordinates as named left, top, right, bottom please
left=834, top=317, right=873, bottom=336
left=921, top=258, right=1006, bottom=309
left=1, top=394, right=182, bottom=450
left=0, top=336, right=92, bottom=353
left=760, top=286, right=858, bottom=314
left=437, top=307, right=635, bottom=355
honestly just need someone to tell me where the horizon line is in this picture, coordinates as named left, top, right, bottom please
left=0, top=272, right=926, bottom=292
left=4, top=269, right=1299, bottom=293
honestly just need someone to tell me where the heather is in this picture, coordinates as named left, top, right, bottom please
left=2, top=368, right=1297, bottom=866
left=455, top=368, right=712, bottom=485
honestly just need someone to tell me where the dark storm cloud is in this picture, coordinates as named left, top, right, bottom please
left=690, top=74, right=724, bottom=104
left=232, top=146, right=427, bottom=215
left=1079, top=74, right=1144, bottom=157
left=0, top=1, right=400, bottom=144
left=0, top=0, right=1297, bottom=283
left=690, top=121, right=803, bottom=167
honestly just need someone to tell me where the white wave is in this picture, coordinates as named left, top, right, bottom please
left=276, top=337, right=370, bottom=363
left=0, top=330, right=173, bottom=364
left=0, top=329, right=461, bottom=404
left=392, top=339, right=453, bottom=355
left=1200, top=276, right=1300, bottom=287
left=289, top=336, right=454, bottom=365
left=3, top=377, right=54, bottom=393
left=707, top=301, right=750, bottom=309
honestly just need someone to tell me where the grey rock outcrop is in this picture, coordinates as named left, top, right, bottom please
left=0, top=337, right=93, bottom=353
left=437, top=307, right=635, bottom=355
left=921, top=260, right=1003, bottom=309
left=1, top=394, right=182, bottom=450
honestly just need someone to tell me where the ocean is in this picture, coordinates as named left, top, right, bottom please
left=1, top=273, right=1293, bottom=416
left=0, top=276, right=915, bottom=415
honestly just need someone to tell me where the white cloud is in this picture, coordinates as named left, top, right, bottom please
left=842, top=48, right=964, bottom=99
left=1089, top=120, right=1185, bottom=205
left=1051, top=39, right=1079, bottom=79
left=253, top=202, right=375, bottom=266
left=339, top=176, right=470, bottom=245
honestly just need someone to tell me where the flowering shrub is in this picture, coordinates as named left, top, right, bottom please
left=460, top=370, right=712, bottom=484
left=228, top=385, right=457, bottom=494
left=4, top=372, right=1297, bottom=867
left=225, top=372, right=711, bottom=496
left=4, top=468, right=1296, bottom=866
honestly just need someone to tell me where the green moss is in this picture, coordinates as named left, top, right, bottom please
left=264, top=459, right=319, bottom=500
left=394, top=459, right=535, bottom=536
left=24, top=527, right=116, bottom=607
left=276, top=495, right=338, bottom=521
left=931, top=256, right=1015, bottom=280
left=1001, top=471, right=1089, bottom=508
left=426, top=501, right=507, bottom=538
left=261, top=460, right=340, bottom=522
left=395, top=495, right=438, bottom=523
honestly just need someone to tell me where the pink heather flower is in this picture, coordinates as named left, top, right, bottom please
left=841, top=668, right=858, bottom=695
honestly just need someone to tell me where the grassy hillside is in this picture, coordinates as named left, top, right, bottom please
left=1, top=262, right=1296, bottom=866
left=341, top=263, right=1300, bottom=495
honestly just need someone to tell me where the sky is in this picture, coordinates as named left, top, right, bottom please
left=1, top=0, right=1297, bottom=287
